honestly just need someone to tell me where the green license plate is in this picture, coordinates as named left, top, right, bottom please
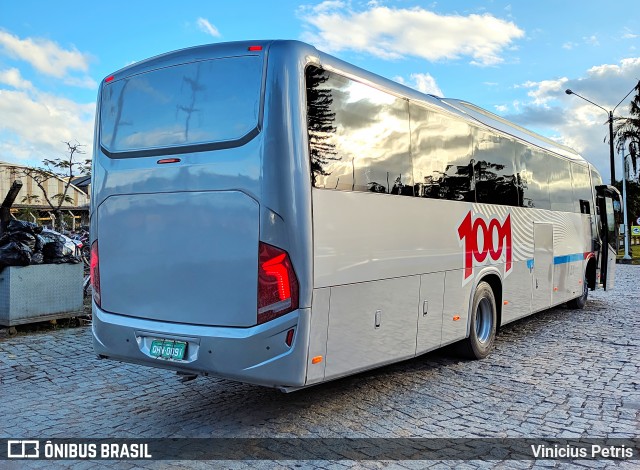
left=150, top=339, right=187, bottom=360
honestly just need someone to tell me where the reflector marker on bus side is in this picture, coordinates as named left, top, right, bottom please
left=312, top=356, right=323, bottom=364
left=157, top=158, right=181, bottom=164
left=453, top=316, right=461, bottom=321
left=285, top=328, right=295, bottom=347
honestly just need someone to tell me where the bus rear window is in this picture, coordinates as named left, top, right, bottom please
left=100, top=55, right=262, bottom=156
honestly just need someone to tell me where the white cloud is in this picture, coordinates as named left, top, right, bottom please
left=299, top=2, right=524, bottom=66
left=314, top=0, right=346, bottom=12
left=0, top=32, right=96, bottom=164
left=0, top=31, right=93, bottom=84
left=62, top=75, right=98, bottom=89
left=395, top=73, right=443, bottom=96
left=506, top=57, right=640, bottom=181
left=197, top=18, right=221, bottom=38
left=621, top=27, right=638, bottom=39
left=0, top=87, right=95, bottom=165
left=0, top=67, right=33, bottom=90
left=494, top=104, right=508, bottom=113
left=583, top=35, right=600, bottom=46
left=520, top=77, right=568, bottom=106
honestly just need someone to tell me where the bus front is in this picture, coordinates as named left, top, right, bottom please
left=90, top=41, right=313, bottom=389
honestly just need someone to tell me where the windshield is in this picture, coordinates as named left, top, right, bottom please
left=100, top=55, right=263, bottom=156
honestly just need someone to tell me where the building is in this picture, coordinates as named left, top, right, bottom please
left=0, top=161, right=90, bottom=231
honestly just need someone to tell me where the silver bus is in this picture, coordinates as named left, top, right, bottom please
left=90, top=40, right=621, bottom=391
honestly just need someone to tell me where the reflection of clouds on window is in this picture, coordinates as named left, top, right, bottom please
left=520, top=147, right=551, bottom=210
left=129, top=77, right=172, bottom=104
left=473, top=129, right=519, bottom=206
left=100, top=56, right=262, bottom=153
left=307, top=66, right=587, bottom=212
left=547, top=157, right=574, bottom=212
left=571, top=163, right=592, bottom=213
left=411, top=103, right=474, bottom=201
left=121, top=126, right=212, bottom=149
left=343, top=79, right=396, bottom=106
left=306, top=66, right=412, bottom=194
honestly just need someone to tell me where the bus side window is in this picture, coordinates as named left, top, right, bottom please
left=410, top=103, right=475, bottom=202
left=306, top=66, right=413, bottom=195
left=579, top=200, right=590, bottom=214
left=548, top=157, right=574, bottom=212
left=571, top=163, right=593, bottom=214
left=517, top=145, right=551, bottom=210
left=472, top=130, right=519, bottom=206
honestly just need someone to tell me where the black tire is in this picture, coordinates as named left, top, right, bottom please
left=457, top=281, right=497, bottom=359
left=567, top=272, right=588, bottom=309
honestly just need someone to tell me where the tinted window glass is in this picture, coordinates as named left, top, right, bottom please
left=605, top=197, right=616, bottom=247
left=548, top=157, right=574, bottom=212
left=571, top=163, right=593, bottom=213
left=410, top=103, right=474, bottom=201
left=517, top=145, right=550, bottom=210
left=306, top=66, right=412, bottom=195
left=473, top=129, right=519, bottom=206
left=101, top=56, right=262, bottom=154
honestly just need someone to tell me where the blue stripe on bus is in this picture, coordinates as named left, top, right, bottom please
left=553, top=253, right=585, bottom=265
left=526, top=259, right=534, bottom=269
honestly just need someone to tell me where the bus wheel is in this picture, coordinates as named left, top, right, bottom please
left=458, top=281, right=496, bottom=359
left=567, top=273, right=588, bottom=309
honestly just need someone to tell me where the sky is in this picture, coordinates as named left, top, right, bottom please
left=1, top=0, right=639, bottom=183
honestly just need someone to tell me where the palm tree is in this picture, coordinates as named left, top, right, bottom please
left=614, top=80, right=640, bottom=179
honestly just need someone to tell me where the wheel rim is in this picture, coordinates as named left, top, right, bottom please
left=475, top=298, right=493, bottom=344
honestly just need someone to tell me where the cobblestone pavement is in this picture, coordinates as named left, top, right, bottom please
left=0, top=265, right=638, bottom=469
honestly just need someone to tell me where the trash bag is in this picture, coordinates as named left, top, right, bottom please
left=61, top=254, right=80, bottom=264
left=43, top=241, right=66, bottom=262
left=7, top=219, right=42, bottom=235
left=0, top=241, right=32, bottom=269
left=34, top=234, right=45, bottom=253
left=4, top=231, right=36, bottom=251
left=30, top=251, right=44, bottom=265
left=42, top=241, right=79, bottom=264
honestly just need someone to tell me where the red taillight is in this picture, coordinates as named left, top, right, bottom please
left=90, top=240, right=101, bottom=307
left=263, top=253, right=290, bottom=299
left=257, top=242, right=298, bottom=324
left=105, top=75, right=114, bottom=83
left=248, top=45, right=262, bottom=51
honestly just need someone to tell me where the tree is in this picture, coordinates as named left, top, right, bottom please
left=306, top=66, right=338, bottom=187
left=12, top=141, right=91, bottom=230
left=613, top=80, right=640, bottom=180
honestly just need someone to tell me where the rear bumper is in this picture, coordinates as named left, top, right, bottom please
left=92, top=302, right=310, bottom=388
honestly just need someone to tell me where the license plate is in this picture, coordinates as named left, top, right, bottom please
left=150, top=339, right=187, bottom=360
